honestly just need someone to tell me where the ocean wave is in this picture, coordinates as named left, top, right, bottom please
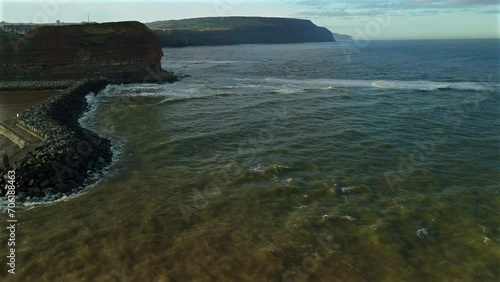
left=264, top=77, right=496, bottom=92
left=98, top=84, right=238, bottom=103
left=272, top=85, right=305, bottom=94
left=264, top=77, right=372, bottom=89
left=371, top=80, right=451, bottom=91
left=159, top=92, right=239, bottom=104
left=101, top=84, right=165, bottom=97
left=91, top=78, right=498, bottom=105
left=168, top=60, right=253, bottom=65
left=80, top=90, right=126, bottom=170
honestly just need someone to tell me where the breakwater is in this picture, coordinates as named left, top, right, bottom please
left=0, top=80, right=75, bottom=92
left=0, top=79, right=112, bottom=198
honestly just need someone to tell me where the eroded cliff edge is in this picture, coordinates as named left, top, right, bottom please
left=148, top=17, right=335, bottom=47
left=0, top=21, right=176, bottom=86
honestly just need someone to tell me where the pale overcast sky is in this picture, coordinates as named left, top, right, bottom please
left=0, top=0, right=498, bottom=39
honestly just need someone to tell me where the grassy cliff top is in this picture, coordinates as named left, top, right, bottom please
left=0, top=21, right=148, bottom=41
left=0, top=21, right=152, bottom=54
left=0, top=21, right=160, bottom=64
left=147, top=17, right=319, bottom=31
left=35, top=21, right=147, bottom=35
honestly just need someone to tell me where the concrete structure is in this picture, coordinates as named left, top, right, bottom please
left=0, top=119, right=44, bottom=164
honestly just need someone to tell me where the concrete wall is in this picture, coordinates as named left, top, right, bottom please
left=0, top=122, right=28, bottom=148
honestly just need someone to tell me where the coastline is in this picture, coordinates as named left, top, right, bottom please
left=0, top=79, right=113, bottom=198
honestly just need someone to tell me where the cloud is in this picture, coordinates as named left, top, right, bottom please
left=293, top=10, right=353, bottom=17
left=407, top=9, right=455, bottom=15
left=292, top=9, right=389, bottom=18
left=296, top=0, right=333, bottom=6
left=293, top=0, right=498, bottom=19
left=296, top=0, right=499, bottom=8
left=480, top=8, right=500, bottom=13
left=412, top=0, right=498, bottom=5
left=293, top=1, right=403, bottom=18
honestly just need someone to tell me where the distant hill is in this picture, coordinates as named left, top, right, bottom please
left=147, top=17, right=335, bottom=47
left=333, top=33, right=352, bottom=40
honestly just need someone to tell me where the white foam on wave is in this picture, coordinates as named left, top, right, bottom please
left=80, top=89, right=125, bottom=168
left=264, top=77, right=373, bottom=89
left=450, top=82, right=490, bottom=91
left=96, top=78, right=498, bottom=105
left=14, top=171, right=107, bottom=211
left=372, top=80, right=451, bottom=91
left=272, top=85, right=305, bottom=94
left=102, top=84, right=165, bottom=97
left=263, top=77, right=496, bottom=92
left=13, top=132, right=125, bottom=210
left=100, top=83, right=241, bottom=104
left=170, top=60, right=253, bottom=65
left=80, top=77, right=499, bottom=110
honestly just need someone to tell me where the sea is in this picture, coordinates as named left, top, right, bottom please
left=2, top=39, right=499, bottom=281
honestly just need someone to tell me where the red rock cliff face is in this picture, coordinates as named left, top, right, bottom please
left=0, top=21, right=173, bottom=83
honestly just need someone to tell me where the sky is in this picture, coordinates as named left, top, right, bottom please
left=0, top=0, right=498, bottom=39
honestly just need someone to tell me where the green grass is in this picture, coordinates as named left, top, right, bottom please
left=0, top=21, right=149, bottom=55
left=147, top=17, right=306, bottom=31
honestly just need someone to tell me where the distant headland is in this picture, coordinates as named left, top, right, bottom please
left=333, top=33, right=353, bottom=41
left=146, top=17, right=342, bottom=47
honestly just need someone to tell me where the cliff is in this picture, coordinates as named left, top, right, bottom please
left=0, top=21, right=176, bottom=83
left=147, top=17, right=335, bottom=47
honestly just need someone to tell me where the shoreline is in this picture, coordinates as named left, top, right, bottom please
left=0, top=79, right=113, bottom=198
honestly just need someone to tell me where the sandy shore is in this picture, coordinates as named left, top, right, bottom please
left=0, top=90, right=60, bottom=158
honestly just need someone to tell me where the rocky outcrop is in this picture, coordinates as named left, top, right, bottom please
left=0, top=79, right=112, bottom=198
left=148, top=17, right=335, bottom=47
left=0, top=21, right=177, bottom=84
